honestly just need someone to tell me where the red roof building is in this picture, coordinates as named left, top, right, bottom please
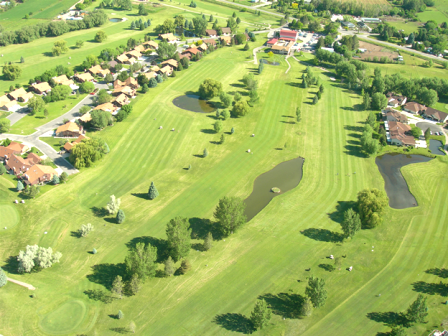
left=279, top=30, right=297, bottom=40
left=267, top=38, right=278, bottom=45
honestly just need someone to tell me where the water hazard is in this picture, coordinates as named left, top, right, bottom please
left=375, top=153, right=433, bottom=209
left=172, top=95, right=216, bottom=113
left=244, top=157, right=304, bottom=221
left=429, top=139, right=446, bottom=156
left=109, top=18, right=122, bottom=22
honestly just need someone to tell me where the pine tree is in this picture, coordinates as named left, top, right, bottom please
left=20, top=56, right=24, bottom=63
left=258, top=61, right=264, bottom=74
left=52, top=174, right=60, bottom=185
left=203, top=148, right=208, bottom=157
left=220, top=134, right=225, bottom=144
left=0, top=163, right=6, bottom=175
left=118, top=310, right=124, bottom=319
left=17, top=180, right=24, bottom=191
left=319, top=84, right=324, bottom=93
left=231, top=127, right=235, bottom=134
left=305, top=275, right=327, bottom=308
left=313, top=95, right=318, bottom=104
left=164, top=256, right=175, bottom=276
left=116, top=209, right=125, bottom=224
left=0, top=267, right=7, bottom=287
left=209, top=14, right=213, bottom=22
left=166, top=217, right=191, bottom=262
left=130, top=21, right=135, bottom=29
left=179, top=259, right=191, bottom=274
left=203, top=232, right=213, bottom=251
left=92, top=248, right=97, bottom=254
left=296, top=107, right=301, bottom=123
left=406, top=294, right=428, bottom=324
left=250, top=299, right=271, bottom=330
left=112, top=275, right=123, bottom=299
left=148, top=181, right=159, bottom=200
left=300, top=297, right=313, bottom=316
left=128, top=274, right=141, bottom=295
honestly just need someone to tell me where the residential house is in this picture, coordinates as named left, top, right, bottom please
left=108, top=60, right=118, bottom=69
left=113, top=85, right=136, bottom=98
left=7, top=88, right=34, bottom=102
left=143, top=40, right=159, bottom=49
left=0, top=146, right=15, bottom=160
left=24, top=164, right=58, bottom=186
left=63, top=134, right=89, bottom=152
left=422, top=107, right=448, bottom=123
left=205, top=29, right=217, bottom=38
left=134, top=45, right=146, bottom=53
left=88, top=65, right=111, bottom=78
left=203, top=38, right=217, bottom=47
left=341, top=21, right=356, bottom=29
left=361, top=17, right=382, bottom=23
left=30, top=82, right=52, bottom=95
left=182, top=47, right=201, bottom=58
left=161, top=59, right=178, bottom=70
left=55, top=121, right=84, bottom=137
left=126, top=49, right=142, bottom=59
left=144, top=71, right=158, bottom=80
left=94, top=102, right=118, bottom=114
left=197, top=43, right=208, bottom=52
left=6, top=141, right=29, bottom=155
left=5, top=154, right=35, bottom=175
left=388, top=121, right=415, bottom=146
left=220, top=36, right=232, bottom=45
left=53, top=75, right=74, bottom=86
left=159, top=33, right=178, bottom=42
left=221, top=27, right=231, bottom=36
left=0, top=95, right=11, bottom=107
left=386, top=92, right=407, bottom=107
left=0, top=100, right=20, bottom=112
left=404, top=101, right=427, bottom=114
left=384, top=108, right=408, bottom=124
left=156, top=65, right=172, bottom=76
left=114, top=77, right=139, bottom=90
left=151, top=65, right=161, bottom=72
left=113, top=93, right=130, bottom=107
left=117, top=54, right=134, bottom=64
left=279, top=29, right=297, bottom=41
left=79, top=112, right=92, bottom=123
left=75, top=72, right=94, bottom=83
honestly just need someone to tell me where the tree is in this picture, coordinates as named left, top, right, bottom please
left=0, top=163, right=6, bottom=175
left=203, top=148, right=208, bottom=157
left=76, top=40, right=84, bottom=48
left=128, top=274, right=141, bottom=295
left=219, top=92, right=232, bottom=108
left=363, top=92, right=371, bottom=110
left=341, top=208, right=361, bottom=238
left=106, top=195, right=121, bottom=215
left=166, top=217, right=191, bottom=262
left=234, top=92, right=242, bottom=102
left=129, top=321, right=136, bottom=333
left=250, top=299, right=271, bottom=330
left=220, top=134, right=225, bottom=144
left=79, top=81, right=95, bottom=93
left=164, top=256, right=175, bottom=276
left=20, top=56, right=24, bottom=63
left=92, top=248, right=97, bottom=254
left=95, top=31, right=107, bottom=42
left=305, top=275, right=327, bottom=308
left=112, top=275, right=123, bottom=299
left=52, top=40, right=68, bottom=56
left=52, top=174, right=60, bottom=185
left=79, top=223, right=94, bottom=237
left=407, top=32, right=415, bottom=45
left=357, top=189, right=388, bottom=229
left=60, top=172, right=68, bottom=183
left=231, top=100, right=249, bottom=118
left=148, top=181, right=159, bottom=200
left=203, top=232, right=213, bottom=251
left=17, top=180, right=24, bottom=191
left=0, top=118, right=11, bottom=133
left=28, top=96, right=45, bottom=115
left=300, top=297, right=313, bottom=316
left=116, top=209, right=125, bottom=224
left=79, top=105, right=90, bottom=116
left=221, top=109, right=230, bottom=120
left=419, top=87, right=438, bottom=107
left=2, top=64, right=21, bottom=80
left=198, top=78, right=222, bottom=100
left=424, top=127, right=431, bottom=141
left=313, top=95, right=319, bottom=105
left=258, top=61, right=264, bottom=74
left=118, top=310, right=124, bottom=319
left=406, top=294, right=428, bottom=324
left=22, top=185, right=40, bottom=198
left=0, top=267, right=7, bottom=287
left=214, top=120, right=222, bottom=133
left=138, top=3, right=148, bottom=15
left=243, top=42, right=249, bottom=51
left=125, top=242, right=157, bottom=281
left=371, top=92, right=387, bottom=110
left=44, top=109, right=49, bottom=118
left=214, top=196, right=246, bottom=236
left=17, top=245, right=62, bottom=273
left=179, top=259, right=191, bottom=274
left=296, top=107, right=301, bottom=123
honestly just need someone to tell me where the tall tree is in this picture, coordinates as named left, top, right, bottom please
left=357, top=189, right=388, bottom=228
left=164, top=256, right=175, bottom=276
left=341, top=208, right=361, bottom=238
left=296, top=107, right=301, bottom=123
left=17, top=180, right=24, bottom=191
left=250, top=299, right=271, bottom=330
left=305, top=276, right=327, bottom=308
left=214, top=196, right=246, bottom=236
left=148, top=181, right=159, bottom=200
left=203, top=232, right=213, bottom=251
left=424, top=127, right=431, bottom=141
left=166, top=217, right=191, bottom=262
left=198, top=78, right=222, bottom=100
left=300, top=297, right=313, bottom=316
left=118, top=310, right=124, bottom=319
left=406, top=294, right=428, bottom=324
left=116, top=209, right=125, bottom=224
left=128, top=274, right=141, bottom=295
left=106, top=195, right=121, bottom=215
left=125, top=242, right=157, bottom=281
left=112, top=275, right=123, bottom=299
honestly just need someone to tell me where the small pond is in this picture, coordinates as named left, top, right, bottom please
left=429, top=139, right=446, bottom=156
left=109, top=18, right=122, bottom=22
left=172, top=95, right=216, bottom=113
left=260, top=59, right=280, bottom=66
left=244, top=157, right=304, bottom=221
left=375, top=153, right=433, bottom=209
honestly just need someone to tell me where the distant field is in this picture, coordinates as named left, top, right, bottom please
left=417, top=8, right=448, bottom=23
left=339, top=0, right=389, bottom=4
left=384, top=19, right=422, bottom=34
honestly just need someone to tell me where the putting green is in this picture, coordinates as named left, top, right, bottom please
left=0, top=205, right=19, bottom=230
left=39, top=300, right=87, bottom=335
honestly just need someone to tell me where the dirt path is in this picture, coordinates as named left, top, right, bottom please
left=7, top=277, right=36, bottom=290
left=285, top=56, right=291, bottom=74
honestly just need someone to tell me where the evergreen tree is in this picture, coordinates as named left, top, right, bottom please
left=250, top=299, right=271, bottom=330
left=406, top=294, right=428, bottom=324
left=52, top=174, right=60, bottom=185
left=60, top=172, right=68, bottom=183
left=303, top=79, right=308, bottom=88
left=258, top=61, right=264, bottom=74
left=147, top=19, right=151, bottom=26
left=363, top=92, right=371, bottom=110
left=305, top=275, right=327, bottom=308
left=148, top=181, right=159, bottom=200
left=112, top=275, right=124, bottom=299
left=300, top=297, right=313, bottom=316
left=424, top=127, right=431, bottom=141
left=125, top=242, right=157, bottom=281
left=231, top=127, right=235, bottom=134
left=313, top=95, right=318, bottom=104
left=164, top=256, right=175, bottom=276
left=20, top=56, right=24, bottom=63
left=0, top=267, right=7, bottom=287
left=131, top=21, right=135, bottom=29
left=220, top=134, right=225, bottom=144
left=118, top=310, right=124, bottom=319
left=116, top=209, right=125, bottom=224
left=341, top=208, right=361, bottom=238
left=319, top=84, right=324, bottom=93
left=203, top=232, right=213, bottom=251
left=179, top=259, right=191, bottom=274
left=17, top=180, right=24, bottom=191
left=243, top=42, right=249, bottom=50
left=296, top=107, right=301, bottom=123
left=128, top=274, right=141, bottom=295
left=92, top=248, right=97, bottom=254
left=0, top=163, right=6, bottom=175
left=203, top=148, right=208, bottom=157
left=209, top=14, right=213, bottom=22
left=166, top=217, right=191, bottom=262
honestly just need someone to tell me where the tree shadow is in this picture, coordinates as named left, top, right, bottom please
left=42, top=51, right=53, bottom=57
left=213, top=313, right=254, bottom=334
left=411, top=281, right=448, bottom=296
left=344, top=125, right=363, bottom=133
left=108, top=314, right=119, bottom=319
left=2, top=255, right=20, bottom=274
left=327, top=200, right=358, bottom=224
left=91, top=206, right=108, bottom=217
left=319, top=263, right=335, bottom=272
left=366, top=311, right=408, bottom=327
left=84, top=289, right=113, bottom=303
left=279, top=120, right=296, bottom=124
left=301, top=228, right=343, bottom=243
left=425, top=268, right=448, bottom=279
left=86, top=263, right=126, bottom=290
left=109, top=327, right=131, bottom=334
left=348, top=132, right=361, bottom=139
left=104, top=217, right=117, bottom=224
left=188, top=217, right=212, bottom=240
left=131, top=193, right=148, bottom=200
left=344, top=144, right=368, bottom=158
left=193, top=154, right=205, bottom=158
left=200, top=128, right=216, bottom=134
left=259, top=292, right=304, bottom=319
left=70, top=230, right=82, bottom=238
left=125, top=236, right=169, bottom=263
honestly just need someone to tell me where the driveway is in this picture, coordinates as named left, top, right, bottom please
left=416, top=122, right=444, bottom=134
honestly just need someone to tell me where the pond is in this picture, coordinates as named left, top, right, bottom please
left=109, top=18, right=122, bottom=22
left=172, top=95, right=216, bottom=113
left=375, top=153, right=433, bottom=209
left=429, top=139, right=445, bottom=156
left=260, top=59, right=280, bottom=66
left=244, top=157, right=304, bottom=221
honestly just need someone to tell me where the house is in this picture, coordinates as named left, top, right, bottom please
left=221, top=27, right=231, bottom=36
left=24, top=164, right=58, bottom=186
left=126, top=49, right=142, bottom=59
left=404, top=101, right=426, bottom=114
left=5, top=154, right=35, bottom=175
left=144, top=71, right=158, bottom=80
left=134, top=45, right=146, bottom=53
left=157, top=65, right=173, bottom=76
left=159, top=33, right=178, bottom=42
left=0, top=100, right=21, bottom=112
left=88, top=65, right=111, bottom=78
left=422, top=107, right=448, bottom=123
left=143, top=40, right=159, bottom=49
left=113, top=93, right=130, bottom=107
left=0, top=95, right=11, bottom=107
left=151, top=65, right=161, bottom=72
left=386, top=92, right=407, bottom=107
left=63, top=134, right=89, bottom=152
left=7, top=88, right=34, bottom=102
left=30, top=82, right=52, bottom=95
left=203, top=38, right=217, bottom=47
left=114, top=77, right=139, bottom=90
left=384, top=108, right=408, bottom=124
left=271, top=41, right=293, bottom=55
left=0, top=146, right=15, bottom=160
left=205, top=29, right=217, bottom=37
left=388, top=121, right=415, bottom=146
left=182, top=47, right=201, bottom=57
left=53, top=75, right=74, bottom=86
left=75, top=72, right=94, bottom=83
left=279, top=29, right=297, bottom=41
left=6, top=141, right=29, bottom=155
left=55, top=121, right=84, bottom=137
left=220, top=36, right=232, bottom=45
left=113, top=85, right=136, bottom=98
left=341, top=21, right=356, bottom=29
left=117, top=54, right=130, bottom=64
left=361, top=17, right=381, bottom=23
left=108, top=60, right=118, bottom=69
left=197, top=43, right=208, bottom=52
left=94, top=102, right=118, bottom=114
left=161, top=59, right=178, bottom=70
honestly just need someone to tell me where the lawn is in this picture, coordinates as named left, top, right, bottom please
left=417, top=7, right=448, bottom=24
left=1, top=40, right=447, bottom=336
left=39, top=136, right=77, bottom=151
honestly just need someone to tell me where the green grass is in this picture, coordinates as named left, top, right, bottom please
left=40, top=137, right=76, bottom=151
left=417, top=7, right=448, bottom=24
left=385, top=19, right=422, bottom=34
left=39, top=300, right=87, bottom=334
left=1, top=31, right=448, bottom=336
left=0, top=204, right=19, bottom=230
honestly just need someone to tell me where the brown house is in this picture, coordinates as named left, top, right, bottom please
left=112, top=86, right=136, bottom=98
left=161, top=59, right=178, bottom=70
left=64, top=134, right=89, bottom=152
left=7, top=88, right=34, bottom=102
left=6, top=141, right=29, bottom=155
left=53, top=75, right=74, bottom=86
left=30, top=82, right=52, bottom=94
left=203, top=38, right=217, bottom=47
left=221, top=27, right=231, bottom=35
left=220, top=36, right=232, bottom=45
left=126, top=49, right=142, bottom=59
left=113, top=93, right=130, bottom=107
left=56, top=121, right=84, bottom=137
left=384, top=108, right=408, bottom=124
left=24, top=164, right=58, bottom=186
left=88, top=65, right=111, bottom=78
left=404, top=102, right=426, bottom=114
left=205, top=29, right=217, bottom=37
left=143, top=40, right=159, bottom=50
left=159, top=33, right=178, bottom=42
left=157, top=65, right=173, bottom=76
left=0, top=146, right=15, bottom=160
left=94, top=102, right=118, bottom=114
left=422, top=107, right=448, bottom=123
left=75, top=72, right=94, bottom=83
left=388, top=121, right=415, bottom=146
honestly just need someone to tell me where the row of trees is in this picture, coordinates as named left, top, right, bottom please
left=17, top=245, right=62, bottom=273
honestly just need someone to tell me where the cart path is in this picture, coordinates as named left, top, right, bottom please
left=7, top=277, right=36, bottom=290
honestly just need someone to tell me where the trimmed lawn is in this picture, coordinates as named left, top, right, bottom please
left=39, top=137, right=77, bottom=151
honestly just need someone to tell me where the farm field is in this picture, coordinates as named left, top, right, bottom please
left=417, top=7, right=448, bottom=24
left=1, top=38, right=448, bottom=336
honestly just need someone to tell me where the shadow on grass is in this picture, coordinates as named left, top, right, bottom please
left=327, top=200, right=358, bottom=224
left=411, top=281, right=448, bottom=296
left=91, top=206, right=108, bottom=217
left=84, top=289, right=113, bottom=303
left=259, top=292, right=304, bottom=318
left=189, top=217, right=212, bottom=240
left=344, top=144, right=368, bottom=158
left=131, top=193, right=148, bottom=200
left=86, top=263, right=126, bottom=290
left=2, top=255, right=20, bottom=274
left=301, top=228, right=343, bottom=243
left=70, top=230, right=82, bottom=238
left=344, top=125, right=364, bottom=133
left=318, top=263, right=335, bottom=272
left=125, top=236, right=169, bottom=263
left=200, top=128, right=216, bottom=134
left=426, top=268, right=448, bottom=278
left=109, top=327, right=131, bottom=334
left=366, top=311, right=408, bottom=327
left=213, top=313, right=254, bottom=334
left=104, top=217, right=117, bottom=224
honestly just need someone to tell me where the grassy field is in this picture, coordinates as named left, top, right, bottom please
left=1, top=40, right=448, bottom=336
left=418, top=7, right=448, bottom=24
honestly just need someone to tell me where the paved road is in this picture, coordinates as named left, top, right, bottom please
left=7, top=107, right=29, bottom=126
left=416, top=121, right=444, bottom=133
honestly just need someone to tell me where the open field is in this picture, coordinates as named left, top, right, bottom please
left=358, top=41, right=399, bottom=61
left=418, top=7, right=448, bottom=24
left=1, top=39, right=448, bottom=336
